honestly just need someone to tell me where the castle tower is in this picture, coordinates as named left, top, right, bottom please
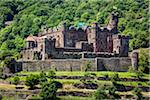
left=107, top=12, right=118, bottom=34
left=112, top=35, right=129, bottom=56
left=41, top=36, right=56, bottom=60
left=87, top=22, right=99, bottom=52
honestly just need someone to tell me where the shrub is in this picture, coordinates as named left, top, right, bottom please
left=13, top=76, right=20, bottom=85
left=80, top=72, right=97, bottom=84
left=25, top=74, right=39, bottom=89
left=47, top=70, right=56, bottom=78
left=106, top=86, right=120, bottom=99
left=111, top=79, right=118, bottom=86
left=135, top=71, right=144, bottom=80
left=133, top=87, right=143, bottom=100
left=40, top=81, right=62, bottom=100
left=39, top=71, right=47, bottom=85
left=94, top=87, right=108, bottom=100
left=84, top=72, right=96, bottom=78
left=51, top=81, right=63, bottom=89
left=138, top=49, right=149, bottom=74
left=40, top=82, right=57, bottom=100
left=94, top=85, right=120, bottom=99
left=111, top=73, right=120, bottom=81
left=138, top=66, right=149, bottom=74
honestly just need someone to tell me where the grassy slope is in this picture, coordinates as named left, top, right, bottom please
left=5, top=71, right=150, bottom=87
left=18, top=71, right=150, bottom=79
left=59, top=96, right=94, bottom=100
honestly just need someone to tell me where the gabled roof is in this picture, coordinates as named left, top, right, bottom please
left=26, top=35, right=40, bottom=42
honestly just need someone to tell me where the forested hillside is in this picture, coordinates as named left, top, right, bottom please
left=0, top=0, right=149, bottom=59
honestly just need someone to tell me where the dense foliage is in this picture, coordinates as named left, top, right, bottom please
left=138, top=49, right=149, bottom=74
left=94, top=86, right=120, bottom=99
left=39, top=71, right=62, bottom=100
left=40, top=82, right=58, bottom=100
left=0, top=0, right=149, bottom=61
left=25, top=74, right=39, bottom=89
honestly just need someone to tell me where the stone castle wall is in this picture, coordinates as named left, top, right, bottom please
left=17, top=57, right=131, bottom=72
left=96, top=57, right=131, bottom=71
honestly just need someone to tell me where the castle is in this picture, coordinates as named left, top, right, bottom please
left=22, top=12, right=129, bottom=61
left=17, top=12, right=137, bottom=72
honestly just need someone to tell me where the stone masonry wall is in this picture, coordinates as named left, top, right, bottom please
left=96, top=57, right=131, bottom=71
left=17, top=57, right=131, bottom=72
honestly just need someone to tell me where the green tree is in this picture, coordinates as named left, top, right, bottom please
left=94, top=87, right=108, bottom=100
left=40, top=82, right=57, bottom=100
left=39, top=71, right=48, bottom=85
left=40, top=81, right=62, bottom=100
left=138, top=49, right=149, bottom=74
left=25, top=74, right=39, bottom=89
left=14, top=35, right=25, bottom=52
left=2, top=57, right=16, bottom=73
left=94, top=86, right=120, bottom=100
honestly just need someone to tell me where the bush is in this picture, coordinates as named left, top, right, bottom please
left=84, top=72, right=97, bottom=79
left=106, top=86, right=120, bottom=99
left=111, top=73, right=120, bottom=81
left=51, top=81, right=63, bottom=89
left=111, top=79, right=118, bottom=86
left=13, top=76, right=20, bottom=85
left=138, top=49, right=149, bottom=74
left=135, top=71, right=144, bottom=80
left=40, top=81, right=61, bottom=100
left=94, top=87, right=108, bottom=100
left=47, top=70, right=56, bottom=78
left=25, top=74, right=39, bottom=89
left=40, top=82, right=57, bottom=100
left=138, top=66, right=149, bottom=74
left=94, top=85, right=120, bottom=100
left=133, top=87, right=143, bottom=100
left=80, top=72, right=97, bottom=84
left=39, top=71, right=48, bottom=85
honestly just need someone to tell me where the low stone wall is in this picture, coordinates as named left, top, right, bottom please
left=17, top=57, right=131, bottom=72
